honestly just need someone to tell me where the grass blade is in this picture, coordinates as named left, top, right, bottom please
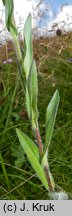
left=0, top=153, right=10, bottom=191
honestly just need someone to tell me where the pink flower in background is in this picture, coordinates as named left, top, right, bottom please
left=2, top=58, right=13, bottom=64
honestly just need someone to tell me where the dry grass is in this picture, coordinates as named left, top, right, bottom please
left=0, top=31, right=72, bottom=62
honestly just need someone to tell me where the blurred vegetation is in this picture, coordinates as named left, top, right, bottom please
left=0, top=32, right=72, bottom=199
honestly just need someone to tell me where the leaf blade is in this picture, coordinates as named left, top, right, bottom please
left=16, top=128, right=49, bottom=190
left=27, top=60, right=38, bottom=128
left=23, top=13, right=33, bottom=78
left=45, top=89, right=60, bottom=152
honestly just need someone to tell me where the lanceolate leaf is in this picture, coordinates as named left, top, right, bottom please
left=3, top=0, right=18, bottom=38
left=23, top=13, right=33, bottom=78
left=27, top=60, right=38, bottom=128
left=16, top=128, right=49, bottom=190
left=25, top=86, right=31, bottom=119
left=45, top=90, right=60, bottom=153
left=4, top=0, right=14, bottom=31
left=16, top=128, right=39, bottom=160
left=3, top=0, right=22, bottom=63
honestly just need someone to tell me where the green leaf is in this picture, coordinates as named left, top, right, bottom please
left=16, top=129, right=39, bottom=161
left=45, top=89, right=60, bottom=152
left=16, top=128, right=49, bottom=190
left=25, top=85, right=31, bottom=119
left=42, top=90, right=59, bottom=190
left=11, top=145, right=25, bottom=167
left=11, top=112, right=19, bottom=121
left=3, top=0, right=18, bottom=38
left=15, top=157, right=24, bottom=168
left=27, top=60, right=38, bottom=128
left=41, top=151, right=55, bottom=191
left=10, top=25, right=18, bottom=38
left=23, top=13, right=33, bottom=78
left=3, top=0, right=22, bottom=64
left=0, top=152, right=10, bottom=190
left=11, top=145, right=25, bottom=158
left=4, top=0, right=14, bottom=31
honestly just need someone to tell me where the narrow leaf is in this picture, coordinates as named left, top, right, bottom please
left=25, top=85, right=31, bottom=119
left=0, top=153, right=10, bottom=190
left=42, top=90, right=59, bottom=189
left=16, top=128, right=49, bottom=190
left=4, top=0, right=14, bottom=31
left=42, top=151, right=55, bottom=191
left=15, top=156, right=24, bottom=168
left=45, top=89, right=60, bottom=152
left=27, top=60, right=38, bottom=128
left=23, top=13, right=33, bottom=78
left=3, top=0, right=18, bottom=39
left=3, top=0, right=23, bottom=66
left=16, top=129, right=39, bottom=162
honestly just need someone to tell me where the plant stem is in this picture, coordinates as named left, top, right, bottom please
left=11, top=28, right=25, bottom=92
left=14, top=37, right=22, bottom=62
left=35, top=127, right=54, bottom=192
left=35, top=127, right=43, bottom=156
left=44, top=166, right=54, bottom=192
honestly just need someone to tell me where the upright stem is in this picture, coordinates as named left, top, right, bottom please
left=13, top=36, right=22, bottom=63
left=44, top=166, right=54, bottom=192
left=35, top=127, right=43, bottom=156
left=35, top=127, right=54, bottom=192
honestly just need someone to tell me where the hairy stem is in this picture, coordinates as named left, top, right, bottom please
left=35, top=127, right=54, bottom=192
left=44, top=166, right=54, bottom=192
left=35, top=127, right=43, bottom=156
